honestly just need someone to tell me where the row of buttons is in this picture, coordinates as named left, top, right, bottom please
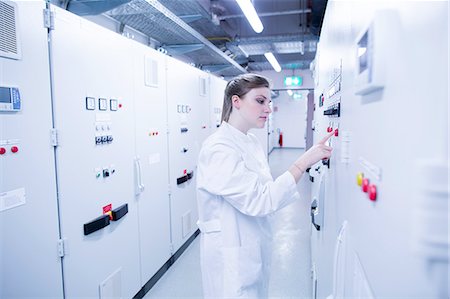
left=95, top=135, right=113, bottom=145
left=326, top=123, right=339, bottom=137
left=356, top=172, right=377, bottom=201
left=0, top=146, right=19, bottom=155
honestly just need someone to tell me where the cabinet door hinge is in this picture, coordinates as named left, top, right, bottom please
left=43, top=8, right=55, bottom=30
left=57, top=239, right=65, bottom=258
left=50, top=129, right=59, bottom=147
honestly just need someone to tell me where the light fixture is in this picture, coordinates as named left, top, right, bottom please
left=264, top=52, right=281, bottom=72
left=236, top=0, right=264, bottom=33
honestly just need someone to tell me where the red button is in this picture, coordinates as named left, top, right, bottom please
left=11, top=146, right=19, bottom=153
left=327, top=127, right=332, bottom=133
left=368, top=184, right=377, bottom=201
left=0, top=147, right=5, bottom=155
left=334, top=128, right=339, bottom=136
left=362, top=178, right=369, bottom=192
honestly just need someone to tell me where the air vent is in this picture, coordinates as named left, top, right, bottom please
left=199, top=77, right=207, bottom=97
left=144, top=56, right=159, bottom=87
left=0, top=0, right=20, bottom=60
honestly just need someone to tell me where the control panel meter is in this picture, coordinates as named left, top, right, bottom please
left=0, top=86, right=21, bottom=112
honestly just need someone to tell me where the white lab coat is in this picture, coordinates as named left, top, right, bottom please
left=196, top=122, right=300, bottom=299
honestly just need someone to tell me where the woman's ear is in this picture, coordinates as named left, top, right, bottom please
left=231, top=95, right=240, bottom=109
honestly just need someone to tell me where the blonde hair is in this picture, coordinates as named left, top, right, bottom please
left=221, top=73, right=270, bottom=122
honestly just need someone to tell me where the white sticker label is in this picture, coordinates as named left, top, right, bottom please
left=0, top=188, right=26, bottom=212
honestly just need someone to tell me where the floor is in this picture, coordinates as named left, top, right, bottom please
left=144, top=148, right=312, bottom=299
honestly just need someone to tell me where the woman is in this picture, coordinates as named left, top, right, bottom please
left=196, top=73, right=333, bottom=298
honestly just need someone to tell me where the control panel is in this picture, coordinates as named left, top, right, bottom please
left=177, top=103, right=191, bottom=133
left=0, top=86, right=21, bottom=112
left=85, top=96, right=120, bottom=145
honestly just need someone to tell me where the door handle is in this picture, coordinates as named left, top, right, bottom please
left=134, top=157, right=145, bottom=195
left=311, top=199, right=321, bottom=231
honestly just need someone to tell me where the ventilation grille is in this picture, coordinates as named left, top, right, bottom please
left=0, top=1, right=20, bottom=60
left=144, top=56, right=159, bottom=87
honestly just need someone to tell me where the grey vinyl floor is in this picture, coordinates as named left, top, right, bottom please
left=144, top=148, right=312, bottom=299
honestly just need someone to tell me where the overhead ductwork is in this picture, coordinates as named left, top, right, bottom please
left=52, top=0, right=328, bottom=77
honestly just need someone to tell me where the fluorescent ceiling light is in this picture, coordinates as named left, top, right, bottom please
left=236, top=0, right=264, bottom=33
left=358, top=47, right=367, bottom=57
left=264, top=52, right=281, bottom=72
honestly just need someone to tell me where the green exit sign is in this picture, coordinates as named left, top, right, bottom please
left=284, top=76, right=302, bottom=86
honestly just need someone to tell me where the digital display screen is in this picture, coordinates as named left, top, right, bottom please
left=357, top=32, right=368, bottom=74
left=0, top=87, right=11, bottom=103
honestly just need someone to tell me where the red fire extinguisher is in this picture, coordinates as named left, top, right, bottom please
left=279, top=131, right=283, bottom=147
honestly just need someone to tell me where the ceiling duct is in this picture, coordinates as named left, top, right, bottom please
left=54, top=0, right=328, bottom=77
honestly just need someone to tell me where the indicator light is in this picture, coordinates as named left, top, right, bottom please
left=368, top=184, right=377, bottom=201
left=362, top=178, right=370, bottom=192
left=357, top=172, right=364, bottom=186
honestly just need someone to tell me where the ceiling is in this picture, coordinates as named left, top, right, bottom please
left=54, top=0, right=327, bottom=78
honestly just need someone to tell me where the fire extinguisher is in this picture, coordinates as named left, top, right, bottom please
left=279, top=131, right=283, bottom=147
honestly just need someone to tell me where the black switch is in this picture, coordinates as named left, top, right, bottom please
left=111, top=204, right=128, bottom=221
left=84, top=214, right=110, bottom=236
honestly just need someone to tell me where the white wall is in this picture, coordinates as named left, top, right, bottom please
left=271, top=91, right=308, bottom=148
left=258, top=70, right=314, bottom=149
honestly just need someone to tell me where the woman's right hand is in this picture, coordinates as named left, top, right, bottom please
left=294, top=131, right=334, bottom=172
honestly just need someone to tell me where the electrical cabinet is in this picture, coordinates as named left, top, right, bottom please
left=131, top=42, right=172, bottom=284
left=0, top=2, right=63, bottom=298
left=166, top=57, right=209, bottom=252
left=311, top=1, right=448, bottom=298
left=50, top=6, right=140, bottom=298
